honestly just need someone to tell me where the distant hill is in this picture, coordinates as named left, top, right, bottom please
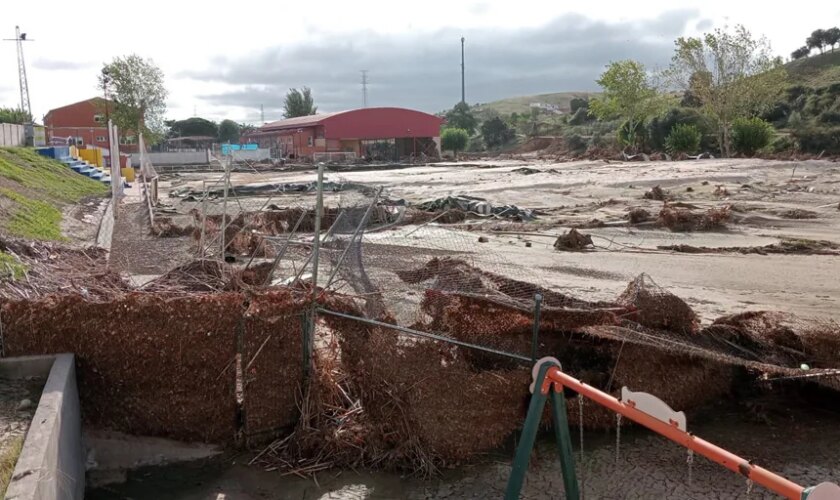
left=472, top=91, right=599, bottom=119
left=784, top=50, right=840, bottom=88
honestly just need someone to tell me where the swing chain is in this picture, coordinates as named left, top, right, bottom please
left=578, top=396, right=585, bottom=499
left=686, top=449, right=694, bottom=488
left=615, top=413, right=622, bottom=464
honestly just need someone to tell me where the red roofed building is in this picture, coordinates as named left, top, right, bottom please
left=246, top=107, right=443, bottom=160
left=44, top=97, right=140, bottom=153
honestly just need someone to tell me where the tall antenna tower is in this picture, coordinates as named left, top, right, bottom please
left=460, top=37, right=466, bottom=104
left=360, top=70, right=369, bottom=108
left=3, top=26, right=34, bottom=119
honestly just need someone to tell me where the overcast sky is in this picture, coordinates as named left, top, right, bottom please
left=2, top=1, right=838, bottom=125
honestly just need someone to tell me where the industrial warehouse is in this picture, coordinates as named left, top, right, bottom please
left=246, top=107, right=444, bottom=161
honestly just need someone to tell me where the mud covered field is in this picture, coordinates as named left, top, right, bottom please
left=149, top=157, right=840, bottom=321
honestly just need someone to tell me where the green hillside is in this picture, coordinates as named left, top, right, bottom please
left=473, top=91, right=599, bottom=118
left=0, top=148, right=107, bottom=240
left=785, top=50, right=840, bottom=88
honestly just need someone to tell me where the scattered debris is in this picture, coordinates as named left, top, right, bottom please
left=525, top=241, right=532, bottom=248
left=657, top=205, right=731, bottom=232
left=511, top=167, right=539, bottom=175
left=643, top=185, right=669, bottom=201
left=776, top=209, right=818, bottom=220
left=554, top=228, right=594, bottom=251
left=618, top=273, right=699, bottom=334
left=658, top=238, right=840, bottom=255
left=701, top=180, right=710, bottom=186
left=417, top=196, right=535, bottom=221
left=714, top=185, right=730, bottom=197
left=626, top=208, right=651, bottom=224
left=686, top=186, right=694, bottom=192
left=571, top=218, right=605, bottom=229
left=477, top=236, right=489, bottom=243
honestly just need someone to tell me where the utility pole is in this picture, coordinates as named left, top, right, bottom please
left=460, top=37, right=465, bottom=104
left=361, top=70, right=369, bottom=108
left=3, top=26, right=34, bottom=120
left=260, top=104, right=265, bottom=123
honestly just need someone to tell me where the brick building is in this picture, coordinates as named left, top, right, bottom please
left=44, top=97, right=139, bottom=153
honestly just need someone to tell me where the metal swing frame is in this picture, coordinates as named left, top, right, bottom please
left=505, top=357, right=840, bottom=500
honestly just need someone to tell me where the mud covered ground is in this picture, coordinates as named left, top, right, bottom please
left=87, top=397, right=840, bottom=499
left=148, top=157, right=840, bottom=322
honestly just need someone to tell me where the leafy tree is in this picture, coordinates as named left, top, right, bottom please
left=441, top=128, right=469, bottom=158
left=167, top=117, right=218, bottom=138
left=283, top=87, right=317, bottom=118
left=807, top=29, right=827, bottom=54
left=239, top=123, right=257, bottom=135
left=791, top=46, right=811, bottom=60
left=664, top=25, right=786, bottom=157
left=480, top=117, right=515, bottom=148
left=218, top=119, right=240, bottom=143
left=825, top=27, right=840, bottom=51
left=570, top=97, right=589, bottom=114
left=445, top=102, right=478, bottom=135
left=732, top=117, right=774, bottom=156
left=589, top=60, right=667, bottom=151
left=568, top=107, right=593, bottom=125
left=665, top=123, right=702, bottom=154
left=0, top=107, right=32, bottom=124
left=99, top=54, right=168, bottom=143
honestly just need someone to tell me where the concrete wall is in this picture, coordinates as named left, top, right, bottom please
left=130, top=150, right=210, bottom=166
left=2, top=354, right=84, bottom=500
left=0, top=123, right=25, bottom=147
left=230, top=148, right=271, bottom=162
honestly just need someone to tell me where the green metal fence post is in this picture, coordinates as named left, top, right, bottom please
left=505, top=363, right=551, bottom=500
left=530, top=293, right=543, bottom=362
left=551, top=387, right=580, bottom=499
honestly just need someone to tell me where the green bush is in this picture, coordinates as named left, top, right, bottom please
left=731, top=117, right=774, bottom=156
left=440, top=128, right=469, bottom=157
left=617, top=120, right=648, bottom=149
left=771, top=135, right=797, bottom=153
left=564, top=133, right=588, bottom=153
left=792, top=126, right=840, bottom=154
left=664, top=124, right=702, bottom=154
left=568, top=107, right=592, bottom=126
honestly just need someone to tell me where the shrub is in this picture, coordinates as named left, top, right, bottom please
left=441, top=128, right=469, bottom=158
left=647, top=107, right=708, bottom=150
left=568, top=107, right=592, bottom=125
left=731, top=117, right=774, bottom=156
left=771, top=135, right=797, bottom=153
left=564, top=133, right=588, bottom=154
left=617, top=120, right=648, bottom=150
left=665, top=124, right=702, bottom=154
left=792, top=126, right=840, bottom=155
left=818, top=110, right=840, bottom=125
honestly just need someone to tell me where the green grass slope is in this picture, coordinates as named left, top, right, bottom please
left=473, top=91, right=599, bottom=118
left=0, top=147, right=107, bottom=240
left=785, top=50, right=840, bottom=88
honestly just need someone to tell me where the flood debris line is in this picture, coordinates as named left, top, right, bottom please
left=143, top=259, right=274, bottom=292
left=0, top=236, right=130, bottom=301
left=657, top=238, right=840, bottom=255
left=554, top=228, right=594, bottom=251
left=416, top=195, right=535, bottom=221
left=657, top=204, right=731, bottom=232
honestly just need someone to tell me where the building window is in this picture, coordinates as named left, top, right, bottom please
left=307, top=136, right=313, bottom=147
left=119, top=135, right=137, bottom=145
left=93, top=114, right=105, bottom=123
left=96, top=136, right=107, bottom=143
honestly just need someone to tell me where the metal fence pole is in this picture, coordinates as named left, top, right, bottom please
left=305, top=163, right=325, bottom=378
left=531, top=293, right=543, bottom=362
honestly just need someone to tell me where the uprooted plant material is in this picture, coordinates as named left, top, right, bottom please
left=150, top=217, right=195, bottom=237
left=554, top=228, right=594, bottom=251
left=657, top=238, right=840, bottom=256
left=626, top=207, right=651, bottom=224
left=416, top=195, right=535, bottom=221
left=643, top=185, right=670, bottom=201
left=142, top=259, right=276, bottom=292
left=657, top=204, right=731, bottom=232
left=0, top=236, right=131, bottom=300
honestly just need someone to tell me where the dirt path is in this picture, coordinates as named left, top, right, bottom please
left=108, top=203, right=195, bottom=276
